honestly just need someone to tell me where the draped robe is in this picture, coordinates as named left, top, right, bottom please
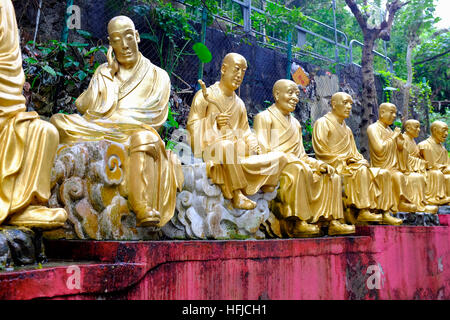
left=0, top=0, right=64, bottom=225
left=418, top=137, right=450, bottom=200
left=187, top=82, right=288, bottom=199
left=313, top=113, right=394, bottom=211
left=50, top=54, right=183, bottom=227
left=368, top=120, right=426, bottom=212
left=254, top=106, right=343, bottom=222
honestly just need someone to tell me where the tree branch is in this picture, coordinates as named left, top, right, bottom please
left=345, top=0, right=367, bottom=30
left=414, top=48, right=450, bottom=65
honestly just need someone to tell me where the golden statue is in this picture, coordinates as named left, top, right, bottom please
left=402, top=119, right=439, bottom=211
left=418, top=120, right=450, bottom=204
left=254, top=80, right=355, bottom=236
left=0, top=0, right=67, bottom=229
left=187, top=53, right=289, bottom=210
left=367, top=103, right=430, bottom=214
left=312, top=92, right=402, bottom=225
left=50, top=16, right=183, bottom=227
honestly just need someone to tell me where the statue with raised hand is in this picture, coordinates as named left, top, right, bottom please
left=187, top=53, right=289, bottom=210
left=50, top=16, right=183, bottom=228
left=0, top=0, right=67, bottom=229
left=254, top=80, right=354, bottom=237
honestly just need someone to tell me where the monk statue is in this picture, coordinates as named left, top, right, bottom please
left=312, top=92, right=402, bottom=225
left=402, top=119, right=439, bottom=211
left=50, top=16, right=183, bottom=228
left=418, top=120, right=450, bottom=204
left=367, top=103, right=428, bottom=214
left=187, top=53, right=289, bottom=210
left=0, top=0, right=67, bottom=229
left=254, top=80, right=355, bottom=236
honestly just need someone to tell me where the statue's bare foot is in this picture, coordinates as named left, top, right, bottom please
left=423, top=205, right=438, bottom=214
left=7, top=206, right=67, bottom=230
left=398, top=201, right=417, bottom=212
left=261, top=185, right=276, bottom=193
left=381, top=212, right=403, bottom=225
left=356, top=209, right=383, bottom=223
left=232, top=190, right=256, bottom=210
left=136, top=208, right=161, bottom=227
left=292, top=220, right=320, bottom=237
left=328, top=220, right=355, bottom=236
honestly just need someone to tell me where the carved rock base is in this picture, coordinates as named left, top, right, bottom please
left=396, top=212, right=440, bottom=226
left=162, top=162, right=277, bottom=239
left=44, top=141, right=161, bottom=240
left=438, top=205, right=450, bottom=215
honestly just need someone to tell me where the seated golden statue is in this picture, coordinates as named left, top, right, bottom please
left=402, top=120, right=439, bottom=212
left=312, top=92, right=401, bottom=225
left=418, top=120, right=450, bottom=204
left=187, top=53, right=289, bottom=210
left=0, top=0, right=67, bottom=229
left=367, top=103, right=428, bottom=214
left=253, top=80, right=354, bottom=236
left=50, top=16, right=183, bottom=227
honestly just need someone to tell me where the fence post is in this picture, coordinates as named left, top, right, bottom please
left=61, top=0, right=74, bottom=43
left=286, top=31, right=292, bottom=80
left=196, top=7, right=208, bottom=90
left=243, top=0, right=251, bottom=33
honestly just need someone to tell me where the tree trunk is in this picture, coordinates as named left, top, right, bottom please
left=359, top=32, right=377, bottom=159
left=402, top=41, right=414, bottom=124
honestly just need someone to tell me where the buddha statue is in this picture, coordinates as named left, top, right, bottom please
left=253, top=79, right=355, bottom=236
left=367, top=103, right=428, bottom=214
left=0, top=0, right=67, bottom=229
left=312, top=92, right=402, bottom=225
left=402, top=119, right=439, bottom=212
left=50, top=16, right=183, bottom=228
left=187, top=53, right=289, bottom=210
left=418, top=120, right=450, bottom=204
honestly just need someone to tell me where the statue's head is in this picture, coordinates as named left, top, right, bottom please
left=379, top=103, right=397, bottom=126
left=107, top=16, right=141, bottom=73
left=273, top=79, right=300, bottom=115
left=330, top=92, right=353, bottom=120
left=220, top=53, right=247, bottom=92
left=404, top=119, right=421, bottom=138
left=430, top=120, right=449, bottom=144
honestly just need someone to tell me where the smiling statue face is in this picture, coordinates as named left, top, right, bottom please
left=221, top=53, right=247, bottom=92
left=379, top=103, right=397, bottom=126
left=431, top=121, right=449, bottom=144
left=274, top=79, right=300, bottom=115
left=405, top=120, right=421, bottom=138
left=108, top=16, right=140, bottom=68
left=331, top=92, right=353, bottom=120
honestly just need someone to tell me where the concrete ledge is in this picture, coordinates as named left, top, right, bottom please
left=1, top=217, right=450, bottom=299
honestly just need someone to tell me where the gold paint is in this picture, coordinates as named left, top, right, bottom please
left=187, top=53, right=289, bottom=210
left=312, top=93, right=401, bottom=225
left=254, top=79, right=354, bottom=237
left=418, top=120, right=450, bottom=204
left=50, top=16, right=183, bottom=227
left=368, top=103, right=424, bottom=215
left=0, top=0, right=67, bottom=229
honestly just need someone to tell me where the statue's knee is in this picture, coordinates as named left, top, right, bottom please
left=36, top=119, right=59, bottom=145
left=130, top=130, right=160, bottom=147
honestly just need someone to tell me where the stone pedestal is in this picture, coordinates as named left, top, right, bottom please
left=162, top=162, right=277, bottom=240
left=45, top=141, right=160, bottom=240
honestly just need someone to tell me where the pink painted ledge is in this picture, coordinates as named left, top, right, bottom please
left=1, top=215, right=450, bottom=300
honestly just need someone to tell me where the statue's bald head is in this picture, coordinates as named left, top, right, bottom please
left=220, top=53, right=247, bottom=92
left=430, top=120, right=449, bottom=144
left=431, top=120, right=448, bottom=134
left=107, top=16, right=136, bottom=35
left=330, top=92, right=353, bottom=120
left=222, top=53, right=247, bottom=69
left=404, top=119, right=420, bottom=131
left=331, top=92, right=352, bottom=106
left=273, top=79, right=297, bottom=97
left=379, top=102, right=396, bottom=114
left=404, top=119, right=421, bottom=138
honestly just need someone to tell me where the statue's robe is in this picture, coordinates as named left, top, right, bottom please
left=254, top=106, right=343, bottom=223
left=368, top=120, right=425, bottom=212
left=51, top=54, right=183, bottom=227
left=312, top=113, right=394, bottom=211
left=0, top=0, right=63, bottom=225
left=418, top=137, right=450, bottom=201
left=187, top=82, right=289, bottom=199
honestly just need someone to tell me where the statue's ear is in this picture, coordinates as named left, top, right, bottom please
left=135, top=30, right=141, bottom=43
left=274, top=90, right=279, bottom=102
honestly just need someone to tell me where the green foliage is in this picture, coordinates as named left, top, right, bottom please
left=159, top=102, right=180, bottom=150
left=23, top=31, right=107, bottom=114
left=130, top=0, right=198, bottom=78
